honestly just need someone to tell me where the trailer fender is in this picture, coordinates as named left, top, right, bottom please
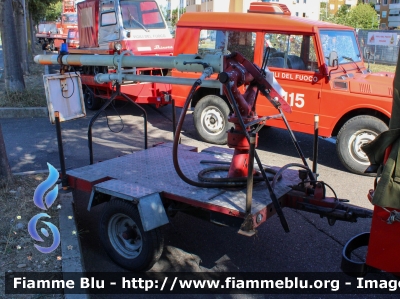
left=87, top=180, right=169, bottom=231
left=136, top=193, right=169, bottom=231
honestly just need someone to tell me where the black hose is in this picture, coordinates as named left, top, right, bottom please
left=198, top=166, right=278, bottom=183
left=172, top=80, right=257, bottom=188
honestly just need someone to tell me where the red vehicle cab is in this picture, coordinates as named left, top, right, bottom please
left=67, top=28, right=79, bottom=48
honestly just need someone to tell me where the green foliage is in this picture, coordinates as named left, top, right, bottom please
left=347, top=3, right=379, bottom=29
left=29, top=0, right=63, bottom=24
left=330, top=4, right=379, bottom=29
left=158, top=4, right=168, bottom=21
left=171, top=7, right=186, bottom=28
left=334, top=4, right=350, bottom=25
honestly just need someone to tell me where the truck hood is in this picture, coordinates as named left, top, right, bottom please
left=347, top=72, right=394, bottom=98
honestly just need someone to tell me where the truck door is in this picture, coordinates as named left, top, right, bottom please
left=257, top=33, right=323, bottom=134
left=98, top=0, right=120, bottom=45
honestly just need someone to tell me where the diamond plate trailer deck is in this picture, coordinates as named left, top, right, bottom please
left=67, top=143, right=298, bottom=229
left=66, top=142, right=372, bottom=272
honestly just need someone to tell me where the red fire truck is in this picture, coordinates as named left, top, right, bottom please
left=36, top=0, right=78, bottom=51
left=67, top=0, right=174, bottom=110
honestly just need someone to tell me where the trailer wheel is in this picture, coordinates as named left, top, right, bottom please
left=336, top=116, right=387, bottom=175
left=84, top=88, right=102, bottom=110
left=99, top=199, right=164, bottom=272
left=193, top=95, right=231, bottom=144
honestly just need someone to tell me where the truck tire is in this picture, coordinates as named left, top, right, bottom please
left=49, top=40, right=55, bottom=52
left=41, top=42, right=48, bottom=51
left=193, top=95, right=232, bottom=144
left=99, top=198, right=164, bottom=272
left=336, top=116, right=388, bottom=175
left=84, top=88, right=102, bottom=110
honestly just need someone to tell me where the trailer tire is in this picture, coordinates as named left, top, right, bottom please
left=84, top=88, right=102, bottom=110
left=193, top=95, right=231, bottom=145
left=336, top=116, right=387, bottom=175
left=99, top=198, right=164, bottom=272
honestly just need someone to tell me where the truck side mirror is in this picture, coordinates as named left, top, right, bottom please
left=321, top=63, right=329, bottom=77
left=329, top=51, right=338, bottom=67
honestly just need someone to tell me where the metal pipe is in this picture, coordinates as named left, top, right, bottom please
left=313, top=115, right=319, bottom=175
left=278, top=106, right=315, bottom=182
left=94, top=73, right=221, bottom=88
left=246, top=133, right=256, bottom=214
left=34, top=53, right=223, bottom=74
left=55, top=111, right=68, bottom=188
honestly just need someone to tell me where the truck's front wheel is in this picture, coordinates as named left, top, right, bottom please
left=336, top=116, right=388, bottom=175
left=193, top=95, right=231, bottom=144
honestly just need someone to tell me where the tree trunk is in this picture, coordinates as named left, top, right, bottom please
left=26, top=2, right=35, bottom=58
left=0, top=124, right=12, bottom=186
left=13, top=0, right=29, bottom=74
left=0, top=30, right=7, bottom=83
left=0, top=0, right=25, bottom=92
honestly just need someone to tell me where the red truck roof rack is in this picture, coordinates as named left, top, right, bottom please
left=247, top=2, right=291, bottom=15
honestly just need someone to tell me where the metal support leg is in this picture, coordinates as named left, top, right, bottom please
left=172, top=99, right=176, bottom=139
left=313, top=115, right=319, bottom=175
left=55, top=111, right=68, bottom=188
left=246, top=133, right=256, bottom=214
left=225, top=84, right=290, bottom=232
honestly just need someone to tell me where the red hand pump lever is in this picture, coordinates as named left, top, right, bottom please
left=220, top=52, right=291, bottom=178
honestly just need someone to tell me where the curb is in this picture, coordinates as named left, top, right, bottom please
left=58, top=189, right=90, bottom=299
left=0, top=107, right=48, bottom=118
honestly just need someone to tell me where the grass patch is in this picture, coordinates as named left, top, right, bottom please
left=368, top=63, right=396, bottom=73
left=0, top=90, right=47, bottom=108
left=0, top=60, right=47, bottom=108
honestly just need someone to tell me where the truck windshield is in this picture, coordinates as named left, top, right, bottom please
left=320, top=30, right=361, bottom=65
left=62, top=13, right=77, bottom=25
left=121, top=0, right=165, bottom=30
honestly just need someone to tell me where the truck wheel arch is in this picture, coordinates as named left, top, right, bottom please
left=331, top=108, right=389, bottom=138
left=191, top=87, right=228, bottom=108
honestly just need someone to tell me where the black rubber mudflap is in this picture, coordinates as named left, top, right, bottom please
left=341, top=232, right=370, bottom=276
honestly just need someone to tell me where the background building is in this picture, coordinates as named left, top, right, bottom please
left=376, top=0, right=400, bottom=29
left=323, top=0, right=358, bottom=15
